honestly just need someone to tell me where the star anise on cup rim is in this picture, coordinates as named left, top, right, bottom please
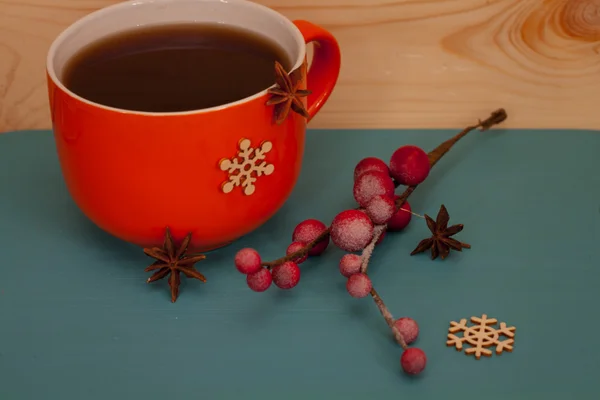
left=410, top=204, right=471, bottom=260
left=266, top=61, right=311, bottom=125
left=143, top=227, right=207, bottom=303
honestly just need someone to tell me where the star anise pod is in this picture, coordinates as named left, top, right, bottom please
left=266, top=61, right=311, bottom=125
left=143, top=227, right=206, bottom=302
left=410, top=205, right=471, bottom=260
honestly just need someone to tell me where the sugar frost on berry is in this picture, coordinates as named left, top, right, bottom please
left=400, top=348, right=427, bottom=375
left=346, top=273, right=372, bottom=298
left=330, top=210, right=374, bottom=252
left=353, top=157, right=390, bottom=180
left=339, top=254, right=362, bottom=277
left=234, top=248, right=262, bottom=275
left=292, top=219, right=329, bottom=256
left=246, top=268, right=272, bottom=292
left=365, top=194, right=396, bottom=225
left=389, top=145, right=431, bottom=186
left=272, top=261, right=301, bottom=289
left=353, top=170, right=395, bottom=208
left=286, top=242, right=308, bottom=264
left=394, top=317, right=419, bottom=345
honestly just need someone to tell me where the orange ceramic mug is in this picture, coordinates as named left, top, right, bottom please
left=46, top=0, right=341, bottom=252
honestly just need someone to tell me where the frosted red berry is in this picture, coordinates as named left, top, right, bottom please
left=234, top=248, right=262, bottom=275
left=331, top=210, right=374, bottom=252
left=339, top=254, right=362, bottom=277
left=353, top=170, right=395, bottom=208
left=286, top=242, right=308, bottom=264
left=365, top=194, right=396, bottom=224
left=400, top=348, right=427, bottom=375
left=292, top=219, right=330, bottom=256
left=346, top=273, right=372, bottom=298
left=387, top=199, right=412, bottom=231
left=394, top=317, right=419, bottom=345
left=389, top=145, right=431, bottom=186
left=272, top=261, right=301, bottom=289
left=354, top=157, right=390, bottom=180
left=246, top=268, right=272, bottom=292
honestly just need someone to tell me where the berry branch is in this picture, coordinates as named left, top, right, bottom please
left=341, top=108, right=508, bottom=354
left=260, top=108, right=507, bottom=269
left=234, top=108, right=507, bottom=376
left=261, top=229, right=329, bottom=269
left=371, top=287, right=408, bottom=350
left=360, top=225, right=386, bottom=273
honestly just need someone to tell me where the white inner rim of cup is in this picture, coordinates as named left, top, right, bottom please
left=46, top=0, right=306, bottom=116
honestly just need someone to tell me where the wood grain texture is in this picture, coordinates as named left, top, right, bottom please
left=1, top=0, right=600, bottom=131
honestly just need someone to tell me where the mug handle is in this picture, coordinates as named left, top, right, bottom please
left=293, top=20, right=341, bottom=122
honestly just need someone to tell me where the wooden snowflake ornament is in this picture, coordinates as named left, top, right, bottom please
left=447, top=314, right=515, bottom=359
left=219, top=138, right=275, bottom=195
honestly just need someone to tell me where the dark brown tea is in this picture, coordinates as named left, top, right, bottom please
left=62, top=23, right=292, bottom=112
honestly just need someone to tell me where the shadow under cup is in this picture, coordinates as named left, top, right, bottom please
left=46, top=0, right=341, bottom=252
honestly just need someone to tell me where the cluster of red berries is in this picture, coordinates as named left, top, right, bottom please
left=234, top=218, right=329, bottom=292
left=337, top=146, right=429, bottom=296
left=234, top=145, right=432, bottom=375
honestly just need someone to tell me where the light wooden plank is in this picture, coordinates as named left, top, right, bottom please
left=1, top=0, right=599, bottom=131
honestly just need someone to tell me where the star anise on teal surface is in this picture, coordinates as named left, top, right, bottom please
left=410, top=205, right=471, bottom=260
left=143, top=227, right=206, bottom=303
left=266, top=61, right=311, bottom=125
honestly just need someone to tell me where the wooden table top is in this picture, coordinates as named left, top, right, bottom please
left=1, top=0, right=599, bottom=132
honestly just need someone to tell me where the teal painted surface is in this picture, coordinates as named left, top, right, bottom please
left=0, top=128, right=599, bottom=399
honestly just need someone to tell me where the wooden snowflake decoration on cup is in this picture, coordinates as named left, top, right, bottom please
left=219, top=138, right=275, bottom=195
